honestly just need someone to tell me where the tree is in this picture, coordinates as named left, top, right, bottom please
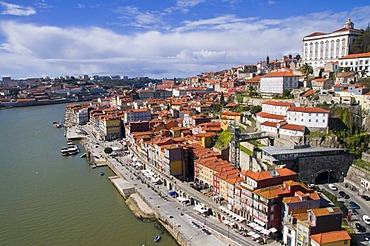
left=250, top=105, right=262, bottom=115
left=352, top=25, right=370, bottom=54
left=104, top=147, right=113, bottom=154
left=301, top=63, right=313, bottom=84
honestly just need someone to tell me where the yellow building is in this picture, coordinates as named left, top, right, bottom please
left=220, top=111, right=242, bottom=130
left=100, top=116, right=121, bottom=141
left=194, top=132, right=216, bottom=148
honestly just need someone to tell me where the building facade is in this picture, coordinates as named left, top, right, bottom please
left=302, top=18, right=360, bottom=69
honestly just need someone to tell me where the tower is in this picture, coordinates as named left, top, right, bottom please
left=344, top=18, right=354, bottom=29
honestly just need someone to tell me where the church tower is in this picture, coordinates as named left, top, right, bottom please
left=344, top=18, right=354, bottom=29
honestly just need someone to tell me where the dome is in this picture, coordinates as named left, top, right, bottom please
left=344, top=18, right=354, bottom=29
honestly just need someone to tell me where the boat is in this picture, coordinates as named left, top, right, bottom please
left=100, top=171, right=105, bottom=176
left=154, top=235, right=161, bottom=242
left=80, top=153, right=86, bottom=158
left=61, top=147, right=69, bottom=156
left=67, top=145, right=79, bottom=155
left=53, top=121, right=63, bottom=128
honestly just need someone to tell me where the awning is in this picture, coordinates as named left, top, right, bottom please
left=261, top=229, right=270, bottom=235
left=168, top=191, right=178, bottom=196
left=255, top=226, right=264, bottom=231
left=248, top=222, right=258, bottom=228
left=247, top=231, right=256, bottom=236
left=254, top=218, right=266, bottom=227
left=252, top=234, right=260, bottom=239
left=193, top=206, right=207, bottom=214
left=223, top=220, right=231, bottom=225
left=177, top=196, right=189, bottom=203
left=269, top=227, right=277, bottom=233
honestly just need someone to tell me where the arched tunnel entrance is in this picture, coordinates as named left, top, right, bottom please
left=314, top=170, right=338, bottom=184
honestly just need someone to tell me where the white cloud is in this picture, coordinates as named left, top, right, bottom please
left=268, top=1, right=275, bottom=5
left=0, top=1, right=36, bottom=16
left=165, top=0, right=204, bottom=13
left=114, top=6, right=169, bottom=29
left=1, top=6, right=370, bottom=79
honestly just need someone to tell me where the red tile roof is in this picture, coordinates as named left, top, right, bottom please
left=287, top=107, right=330, bottom=114
left=340, top=51, right=370, bottom=59
left=310, top=230, right=351, bottom=244
left=263, top=72, right=298, bottom=77
left=256, top=112, right=286, bottom=120
left=262, top=100, right=293, bottom=107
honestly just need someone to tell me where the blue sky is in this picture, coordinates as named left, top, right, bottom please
left=0, top=0, right=369, bottom=79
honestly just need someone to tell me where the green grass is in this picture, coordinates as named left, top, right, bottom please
left=240, top=145, right=253, bottom=156
left=353, top=158, right=370, bottom=171
left=248, top=139, right=266, bottom=147
left=215, top=130, right=232, bottom=148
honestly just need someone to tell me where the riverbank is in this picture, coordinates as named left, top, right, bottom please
left=80, top=137, right=157, bottom=222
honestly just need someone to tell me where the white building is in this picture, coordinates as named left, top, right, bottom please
left=339, top=52, right=370, bottom=76
left=260, top=71, right=299, bottom=97
left=123, top=108, right=151, bottom=124
left=261, top=100, right=294, bottom=116
left=286, top=107, right=330, bottom=129
left=302, top=18, right=360, bottom=70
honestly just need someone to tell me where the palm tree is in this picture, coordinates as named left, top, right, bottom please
left=301, top=63, right=314, bottom=86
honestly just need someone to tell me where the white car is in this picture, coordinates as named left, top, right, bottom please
left=363, top=215, right=370, bottom=225
left=328, top=184, right=338, bottom=191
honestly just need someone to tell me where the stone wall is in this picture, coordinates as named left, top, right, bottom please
left=362, top=152, right=370, bottom=163
left=294, top=153, right=353, bottom=183
left=345, top=165, right=370, bottom=194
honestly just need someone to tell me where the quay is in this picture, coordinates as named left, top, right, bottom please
left=68, top=125, right=279, bottom=246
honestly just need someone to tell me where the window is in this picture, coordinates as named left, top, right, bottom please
left=309, top=119, right=311, bottom=122
left=316, top=119, right=318, bottom=122
left=323, top=119, right=325, bottom=123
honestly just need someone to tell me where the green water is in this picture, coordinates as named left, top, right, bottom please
left=0, top=104, right=176, bottom=246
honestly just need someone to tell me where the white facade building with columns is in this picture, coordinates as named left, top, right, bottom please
left=302, top=18, right=360, bottom=70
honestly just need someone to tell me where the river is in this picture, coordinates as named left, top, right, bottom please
left=0, top=104, right=177, bottom=246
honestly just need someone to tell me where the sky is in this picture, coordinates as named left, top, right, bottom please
left=0, top=0, right=369, bottom=79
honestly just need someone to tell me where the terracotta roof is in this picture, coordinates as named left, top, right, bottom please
left=247, top=168, right=297, bottom=182
left=246, top=76, right=262, bottom=83
left=261, top=121, right=279, bottom=127
left=332, top=27, right=360, bottom=33
left=279, top=123, right=305, bottom=132
left=340, top=51, right=370, bottom=59
left=301, top=90, right=316, bottom=97
left=313, top=78, right=330, bottom=82
left=310, top=230, right=351, bottom=244
left=287, top=107, right=330, bottom=114
left=304, top=32, right=327, bottom=38
left=256, top=112, right=286, bottom=120
left=263, top=71, right=298, bottom=77
left=262, top=100, right=293, bottom=107
left=222, top=111, right=241, bottom=116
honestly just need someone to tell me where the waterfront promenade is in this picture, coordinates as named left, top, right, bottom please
left=68, top=125, right=280, bottom=246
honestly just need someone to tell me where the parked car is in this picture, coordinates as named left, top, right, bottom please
left=365, top=232, right=370, bottom=241
left=363, top=215, right=370, bottom=225
left=339, top=191, right=350, bottom=199
left=356, top=222, right=366, bottom=232
left=328, top=184, right=338, bottom=191
left=361, top=195, right=370, bottom=201
left=350, top=201, right=361, bottom=209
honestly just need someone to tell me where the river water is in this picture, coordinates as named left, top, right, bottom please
left=0, top=104, right=177, bottom=246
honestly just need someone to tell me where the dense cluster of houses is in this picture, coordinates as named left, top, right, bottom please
left=64, top=79, right=351, bottom=245
left=4, top=18, right=370, bottom=245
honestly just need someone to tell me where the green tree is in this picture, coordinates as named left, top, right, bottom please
left=250, top=105, right=262, bottom=115
left=104, top=147, right=113, bottom=154
left=352, top=25, right=370, bottom=54
left=301, top=63, right=314, bottom=84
